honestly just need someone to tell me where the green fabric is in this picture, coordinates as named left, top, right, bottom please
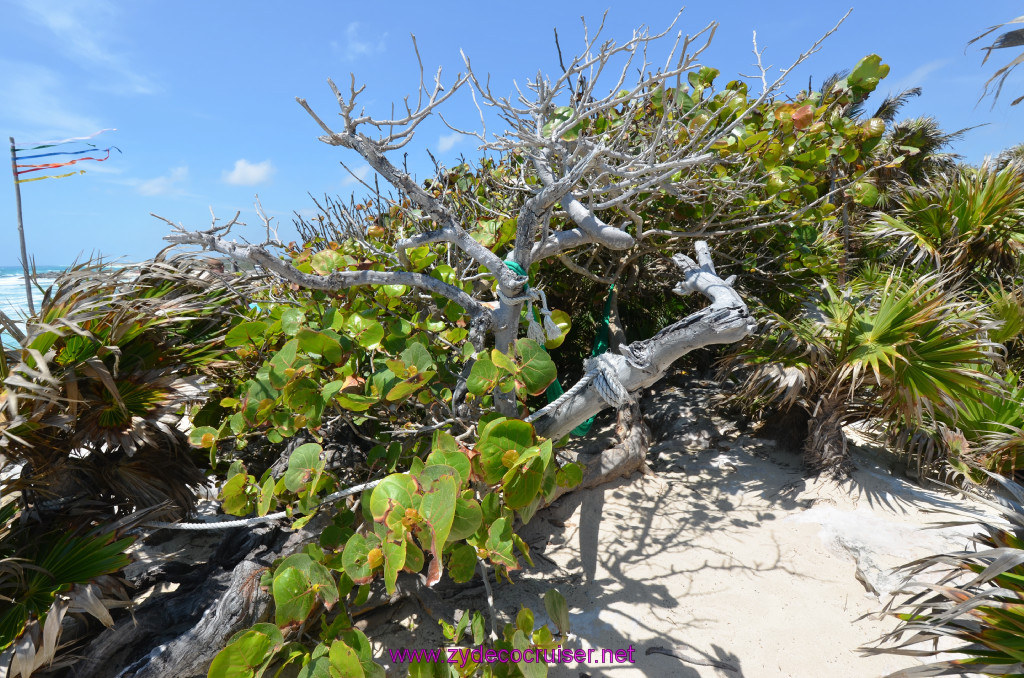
left=502, top=260, right=528, bottom=278
left=500, top=260, right=615, bottom=437
left=546, top=284, right=614, bottom=436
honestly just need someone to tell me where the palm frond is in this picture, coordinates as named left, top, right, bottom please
left=865, top=469, right=1024, bottom=675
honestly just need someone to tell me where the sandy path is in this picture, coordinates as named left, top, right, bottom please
left=374, top=382, right=983, bottom=677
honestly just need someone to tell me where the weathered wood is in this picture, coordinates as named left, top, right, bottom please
left=528, top=243, right=755, bottom=441
left=65, top=524, right=280, bottom=678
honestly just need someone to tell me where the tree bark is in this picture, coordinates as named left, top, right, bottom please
left=528, top=242, right=755, bottom=441
left=803, top=395, right=851, bottom=476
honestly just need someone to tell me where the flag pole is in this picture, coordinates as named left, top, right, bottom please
left=8, top=136, right=34, bottom=315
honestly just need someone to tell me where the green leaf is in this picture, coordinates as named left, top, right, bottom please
left=467, top=357, right=499, bottom=395
left=225, top=321, right=268, bottom=347
left=333, top=392, right=379, bottom=412
left=347, top=315, right=385, bottom=349
left=281, top=309, right=305, bottom=336
left=490, top=348, right=517, bottom=374
left=339, top=630, right=384, bottom=678
left=273, top=555, right=339, bottom=627
left=283, top=378, right=326, bottom=423
left=447, top=543, right=478, bottom=583
left=385, top=371, right=436, bottom=401
left=485, top=518, right=517, bottom=568
left=220, top=473, right=255, bottom=515
left=268, top=339, right=305, bottom=388
left=513, top=630, right=546, bottom=678
left=296, top=656, right=331, bottom=678
left=477, top=419, right=535, bottom=484
left=189, top=425, right=219, bottom=449
left=369, top=474, right=418, bottom=520
left=329, top=640, right=365, bottom=678
left=516, top=607, right=534, bottom=634
left=382, top=537, right=406, bottom=595
left=310, top=249, right=347, bottom=274
left=847, top=54, right=890, bottom=89
left=501, top=457, right=545, bottom=510
left=849, top=180, right=879, bottom=207
left=448, top=495, right=482, bottom=543
left=418, top=475, right=458, bottom=586
left=544, top=310, right=571, bottom=349
left=515, top=338, right=557, bottom=395
left=342, top=533, right=377, bottom=584
left=544, top=590, right=570, bottom=636
left=426, top=450, right=471, bottom=488
left=284, top=443, right=325, bottom=493
left=404, top=539, right=425, bottom=574
left=432, top=430, right=458, bottom=454
left=296, top=328, right=344, bottom=363
left=208, top=624, right=284, bottom=678
left=555, top=462, right=583, bottom=488
left=258, top=476, right=275, bottom=516
left=400, top=342, right=434, bottom=372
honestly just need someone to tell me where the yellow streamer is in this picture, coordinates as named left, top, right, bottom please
left=15, top=170, right=86, bottom=184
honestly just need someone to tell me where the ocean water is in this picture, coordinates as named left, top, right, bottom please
left=0, top=265, right=66, bottom=344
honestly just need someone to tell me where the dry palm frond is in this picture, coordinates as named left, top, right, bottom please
left=865, top=469, right=1024, bottom=675
left=0, top=252, right=255, bottom=517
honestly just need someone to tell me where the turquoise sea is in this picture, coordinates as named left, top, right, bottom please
left=0, top=265, right=66, bottom=344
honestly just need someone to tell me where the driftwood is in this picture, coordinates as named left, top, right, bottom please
left=62, top=524, right=280, bottom=678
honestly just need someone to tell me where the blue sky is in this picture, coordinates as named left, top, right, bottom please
left=2, top=0, right=1023, bottom=266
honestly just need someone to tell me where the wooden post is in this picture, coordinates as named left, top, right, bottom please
left=9, top=136, right=34, bottom=315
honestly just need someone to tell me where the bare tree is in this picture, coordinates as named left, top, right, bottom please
left=164, top=11, right=845, bottom=443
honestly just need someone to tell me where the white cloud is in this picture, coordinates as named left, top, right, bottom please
left=138, top=166, right=188, bottom=196
left=438, top=132, right=462, bottom=153
left=15, top=0, right=156, bottom=95
left=341, top=164, right=372, bottom=186
left=334, top=22, right=388, bottom=61
left=223, top=159, right=275, bottom=186
left=0, top=60, right=102, bottom=139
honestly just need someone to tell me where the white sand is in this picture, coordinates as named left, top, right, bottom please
left=373, top=385, right=987, bottom=677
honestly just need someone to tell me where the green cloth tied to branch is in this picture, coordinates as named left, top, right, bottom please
left=502, top=260, right=614, bottom=437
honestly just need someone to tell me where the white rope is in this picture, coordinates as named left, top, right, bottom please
left=525, top=354, right=632, bottom=424
left=495, top=286, right=563, bottom=345
left=588, top=354, right=633, bottom=408
left=143, top=478, right=382, bottom=531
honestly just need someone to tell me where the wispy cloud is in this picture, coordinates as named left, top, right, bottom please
left=137, top=166, right=188, bottom=196
left=0, top=60, right=102, bottom=138
left=341, top=164, right=372, bottom=187
left=890, top=59, right=950, bottom=93
left=332, top=22, right=388, bottom=61
left=223, top=159, right=275, bottom=186
left=14, top=0, right=156, bottom=95
left=438, top=132, right=462, bottom=153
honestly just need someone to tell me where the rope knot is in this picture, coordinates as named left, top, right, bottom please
left=586, top=353, right=632, bottom=409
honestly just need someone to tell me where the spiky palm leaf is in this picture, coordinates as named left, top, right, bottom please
left=863, top=162, right=1024, bottom=281
left=0, top=494, right=146, bottom=678
left=0, top=251, right=245, bottom=517
left=723, top=273, right=997, bottom=474
left=865, top=470, right=1024, bottom=675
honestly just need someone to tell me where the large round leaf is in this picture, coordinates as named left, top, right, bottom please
left=477, top=419, right=535, bottom=484
left=515, top=338, right=557, bottom=395
left=368, top=474, right=418, bottom=521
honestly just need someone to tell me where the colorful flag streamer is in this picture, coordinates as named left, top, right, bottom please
left=15, top=170, right=86, bottom=184
left=15, top=147, right=119, bottom=174
left=16, top=147, right=105, bottom=160
left=14, top=128, right=116, bottom=151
